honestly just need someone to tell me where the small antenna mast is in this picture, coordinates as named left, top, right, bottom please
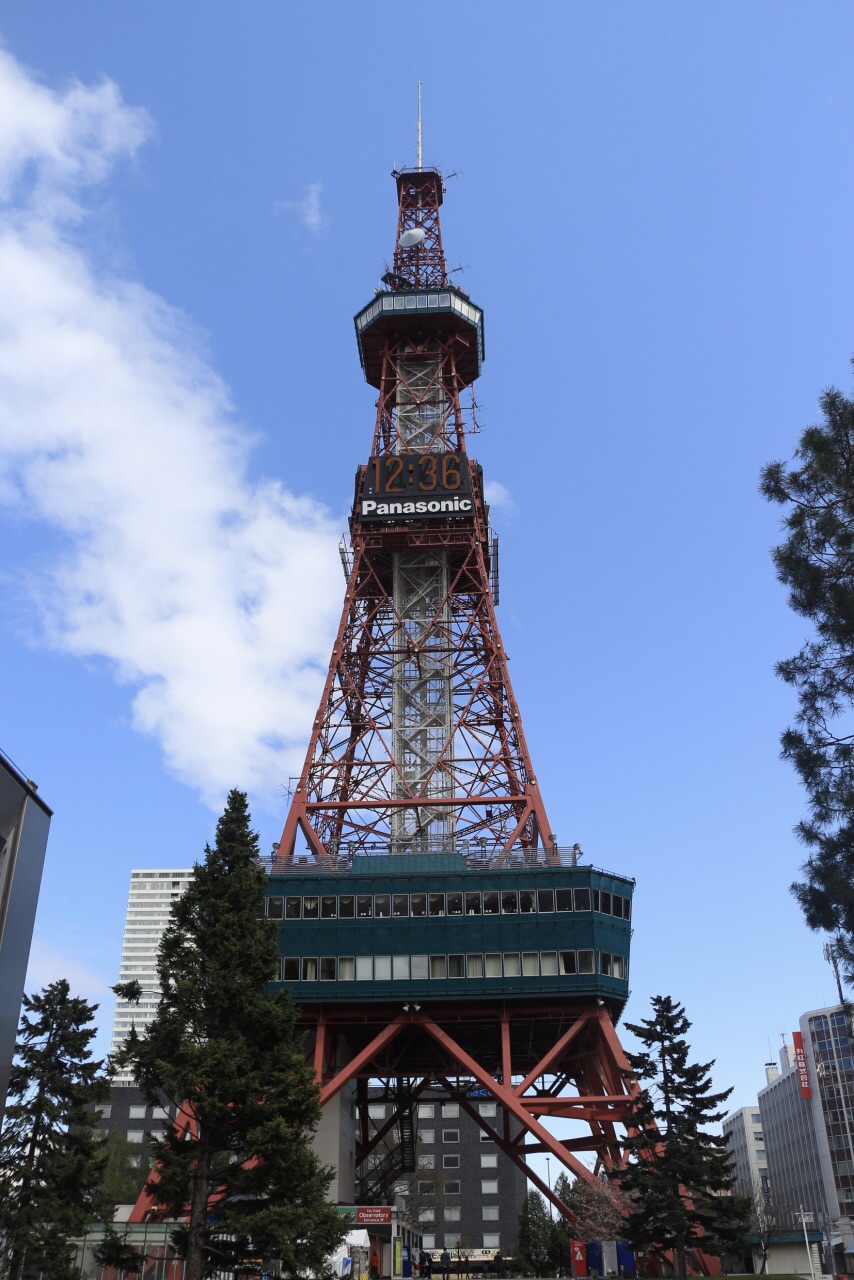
left=416, top=81, right=423, bottom=170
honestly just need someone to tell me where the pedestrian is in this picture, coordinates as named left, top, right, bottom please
left=371, top=1250, right=380, bottom=1280
left=440, top=1249, right=451, bottom=1280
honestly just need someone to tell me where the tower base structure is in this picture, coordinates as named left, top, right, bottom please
left=264, top=850, right=637, bottom=1216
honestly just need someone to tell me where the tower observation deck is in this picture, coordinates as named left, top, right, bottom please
left=267, top=163, right=641, bottom=1221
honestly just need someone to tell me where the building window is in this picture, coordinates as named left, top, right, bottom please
left=444, top=1235, right=461, bottom=1250
left=478, top=1104, right=497, bottom=1118
left=444, top=1181, right=461, bottom=1196
left=483, top=1235, right=500, bottom=1250
left=419, top=1209, right=436, bottom=1223
left=480, top=1132, right=492, bottom=1142
left=368, top=1105, right=386, bottom=1120
left=418, top=1182, right=435, bottom=1196
left=442, top=1103, right=459, bottom=1118
left=127, top=1130, right=144, bottom=1143
left=97, top=1105, right=112, bottom=1119
left=481, top=1180, right=498, bottom=1195
left=420, top=1130, right=435, bottom=1144
left=152, top=1106, right=170, bottom=1121
left=444, top=1207, right=461, bottom=1221
left=443, top=1130, right=459, bottom=1144
left=443, top=1155, right=460, bottom=1169
left=483, top=1206, right=500, bottom=1221
left=419, top=1155, right=435, bottom=1169
left=422, top=1236, right=436, bottom=1250
left=481, top=1154, right=498, bottom=1168
left=129, top=1106, right=147, bottom=1119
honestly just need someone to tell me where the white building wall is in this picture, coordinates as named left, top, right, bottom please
left=723, top=1105, right=768, bottom=1198
left=110, top=869, right=193, bottom=1083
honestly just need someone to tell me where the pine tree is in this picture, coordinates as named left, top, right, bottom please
left=616, top=996, right=749, bottom=1279
left=0, top=980, right=110, bottom=1280
left=515, top=1190, right=554, bottom=1277
left=114, top=789, right=344, bottom=1280
left=761, top=372, right=854, bottom=978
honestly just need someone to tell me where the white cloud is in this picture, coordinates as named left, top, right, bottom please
left=0, top=47, right=342, bottom=809
left=484, top=478, right=516, bottom=514
left=276, top=180, right=326, bottom=235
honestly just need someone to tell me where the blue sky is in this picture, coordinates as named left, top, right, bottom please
left=2, top=1, right=854, bottom=1144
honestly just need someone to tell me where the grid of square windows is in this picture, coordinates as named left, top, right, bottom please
left=279, top=949, right=626, bottom=982
left=265, top=887, right=631, bottom=921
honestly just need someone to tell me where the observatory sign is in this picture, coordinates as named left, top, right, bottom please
left=358, top=451, right=474, bottom=522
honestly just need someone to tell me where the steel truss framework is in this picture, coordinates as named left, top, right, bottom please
left=277, top=326, right=552, bottom=865
left=308, top=999, right=640, bottom=1221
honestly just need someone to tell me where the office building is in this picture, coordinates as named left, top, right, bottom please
left=110, top=868, right=193, bottom=1083
left=0, top=750, right=51, bottom=1120
left=722, top=1105, right=769, bottom=1198
left=368, top=1086, right=526, bottom=1255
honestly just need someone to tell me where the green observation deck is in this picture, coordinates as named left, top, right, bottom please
left=264, top=853, right=633, bottom=1017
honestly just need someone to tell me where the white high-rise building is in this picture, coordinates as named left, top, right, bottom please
left=722, top=1105, right=769, bottom=1198
left=110, top=868, right=193, bottom=1084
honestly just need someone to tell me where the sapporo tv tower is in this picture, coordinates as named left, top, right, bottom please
left=268, top=123, right=639, bottom=1220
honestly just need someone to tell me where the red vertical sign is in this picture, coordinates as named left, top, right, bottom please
left=793, top=1031, right=812, bottom=1099
left=570, top=1241, right=587, bottom=1277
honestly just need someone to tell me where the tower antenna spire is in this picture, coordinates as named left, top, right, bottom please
left=416, top=81, right=423, bottom=169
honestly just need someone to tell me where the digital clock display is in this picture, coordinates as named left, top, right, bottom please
left=358, top=452, right=474, bottom=522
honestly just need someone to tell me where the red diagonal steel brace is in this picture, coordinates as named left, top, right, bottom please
left=319, top=1013, right=408, bottom=1105
left=512, top=1015, right=589, bottom=1096
left=419, top=1012, right=599, bottom=1188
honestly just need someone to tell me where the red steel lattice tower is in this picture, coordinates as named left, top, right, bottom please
left=278, top=165, right=553, bottom=867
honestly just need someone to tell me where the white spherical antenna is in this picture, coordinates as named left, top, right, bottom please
left=399, top=227, right=426, bottom=249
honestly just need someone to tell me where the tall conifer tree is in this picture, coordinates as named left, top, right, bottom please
left=114, top=789, right=343, bottom=1280
left=0, top=980, right=109, bottom=1280
left=761, top=374, right=854, bottom=978
left=616, top=996, right=748, bottom=1279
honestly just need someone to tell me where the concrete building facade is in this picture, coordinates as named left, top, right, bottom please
left=110, top=868, right=193, bottom=1083
left=368, top=1086, right=526, bottom=1255
left=722, top=1105, right=768, bottom=1199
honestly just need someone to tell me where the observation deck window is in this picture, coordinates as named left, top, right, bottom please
left=519, top=891, right=536, bottom=913
left=537, top=890, right=555, bottom=913
left=573, top=888, right=590, bottom=912
left=375, top=894, right=391, bottom=918
left=500, top=891, right=518, bottom=915
left=393, top=955, right=410, bottom=979
left=430, top=955, right=447, bottom=978
left=375, top=955, right=391, bottom=980
left=357, top=895, right=373, bottom=918
left=429, top=893, right=445, bottom=917
left=485, top=953, right=502, bottom=977
left=302, top=958, right=318, bottom=981
left=356, top=956, right=373, bottom=980
left=467, top=954, right=484, bottom=977
left=303, top=896, right=319, bottom=919
left=285, top=896, right=301, bottom=918
left=465, top=892, right=482, bottom=915
left=448, top=955, right=465, bottom=978
left=540, top=951, right=558, bottom=975
left=503, top=953, right=521, bottom=977
left=393, top=894, right=409, bottom=917
left=411, top=893, right=427, bottom=916
left=412, top=955, right=429, bottom=979
left=339, top=957, right=355, bottom=980
left=339, top=895, right=355, bottom=918
left=321, top=896, right=337, bottom=919
left=283, top=958, right=299, bottom=980
left=522, top=952, right=539, bottom=976
left=320, top=958, right=336, bottom=980
left=578, top=949, right=595, bottom=973
left=267, top=896, right=284, bottom=919
left=447, top=893, right=463, bottom=916
left=483, top=892, right=499, bottom=915
left=601, top=892, right=612, bottom=915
